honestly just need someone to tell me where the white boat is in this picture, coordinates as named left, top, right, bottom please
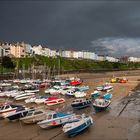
left=44, top=96, right=65, bottom=106
left=20, top=109, right=48, bottom=124
left=37, top=112, right=77, bottom=129
left=0, top=104, right=21, bottom=118
left=34, top=96, right=48, bottom=104
left=10, top=91, right=24, bottom=98
left=25, top=96, right=36, bottom=103
left=0, top=83, right=11, bottom=87
left=74, top=91, right=87, bottom=98
left=63, top=114, right=93, bottom=137
left=14, top=93, right=35, bottom=100
left=45, top=88, right=61, bottom=95
left=24, top=89, right=39, bottom=93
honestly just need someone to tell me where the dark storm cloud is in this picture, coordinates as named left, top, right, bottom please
left=1, top=1, right=140, bottom=56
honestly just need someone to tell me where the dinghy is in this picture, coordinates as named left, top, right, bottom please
left=93, top=99, right=111, bottom=111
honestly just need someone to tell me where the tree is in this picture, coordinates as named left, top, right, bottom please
left=1, top=56, right=15, bottom=69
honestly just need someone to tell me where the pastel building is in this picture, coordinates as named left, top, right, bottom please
left=97, top=55, right=106, bottom=61
left=10, top=43, right=26, bottom=58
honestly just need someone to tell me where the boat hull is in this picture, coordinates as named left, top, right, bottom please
left=71, top=102, right=91, bottom=109
left=93, top=104, right=110, bottom=111
left=65, top=119, right=92, bottom=137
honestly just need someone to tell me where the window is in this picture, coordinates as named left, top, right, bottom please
left=53, top=114, right=57, bottom=118
left=34, top=111, right=43, bottom=115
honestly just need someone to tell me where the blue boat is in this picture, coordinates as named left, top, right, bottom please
left=91, top=90, right=100, bottom=99
left=103, top=93, right=112, bottom=100
left=71, top=98, right=91, bottom=109
left=93, top=99, right=111, bottom=111
left=63, top=114, right=93, bottom=137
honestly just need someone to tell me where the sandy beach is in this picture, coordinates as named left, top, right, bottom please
left=0, top=70, right=140, bottom=140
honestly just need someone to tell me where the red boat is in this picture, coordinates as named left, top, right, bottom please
left=39, top=83, right=51, bottom=88
left=70, top=80, right=82, bottom=86
left=44, top=96, right=65, bottom=106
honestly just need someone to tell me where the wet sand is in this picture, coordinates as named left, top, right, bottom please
left=0, top=70, right=140, bottom=140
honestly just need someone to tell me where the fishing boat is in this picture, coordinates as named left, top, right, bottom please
left=91, top=90, right=100, bottom=99
left=103, top=93, right=112, bottom=100
left=62, top=114, right=93, bottom=137
left=93, top=99, right=111, bottom=111
left=0, top=104, right=24, bottom=118
left=37, top=111, right=77, bottom=129
left=14, top=92, right=35, bottom=100
left=20, top=109, right=48, bottom=124
left=5, top=107, right=34, bottom=121
left=71, top=98, right=91, bottom=109
left=44, top=96, right=65, bottom=106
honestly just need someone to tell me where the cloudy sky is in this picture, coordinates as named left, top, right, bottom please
left=1, top=0, right=140, bottom=57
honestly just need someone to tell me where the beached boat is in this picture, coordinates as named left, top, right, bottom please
left=74, top=91, right=87, bottom=98
left=70, top=79, right=82, bottom=86
left=24, top=89, right=39, bottom=93
left=103, top=93, right=112, bottom=100
left=65, top=90, right=75, bottom=97
left=0, top=104, right=24, bottom=118
left=20, top=109, right=48, bottom=124
left=25, top=96, right=36, bottom=103
left=103, top=85, right=113, bottom=91
left=62, top=114, right=93, bottom=137
left=14, top=92, right=35, bottom=100
left=71, top=98, right=92, bottom=109
left=44, top=88, right=61, bottom=95
left=44, top=96, right=65, bottom=106
left=91, top=90, right=100, bottom=99
left=37, top=112, right=77, bottom=129
left=34, top=96, right=48, bottom=104
left=78, top=86, right=89, bottom=91
left=93, top=99, right=111, bottom=111
left=96, top=85, right=104, bottom=91
left=5, top=107, right=34, bottom=121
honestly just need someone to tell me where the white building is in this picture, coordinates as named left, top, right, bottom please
left=32, top=45, right=43, bottom=55
left=42, top=47, right=51, bottom=57
left=50, top=49, right=57, bottom=58
left=97, top=55, right=106, bottom=61
left=105, top=56, right=119, bottom=62
left=128, top=57, right=138, bottom=62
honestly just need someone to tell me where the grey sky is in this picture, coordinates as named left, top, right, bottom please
left=1, top=0, right=140, bottom=57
